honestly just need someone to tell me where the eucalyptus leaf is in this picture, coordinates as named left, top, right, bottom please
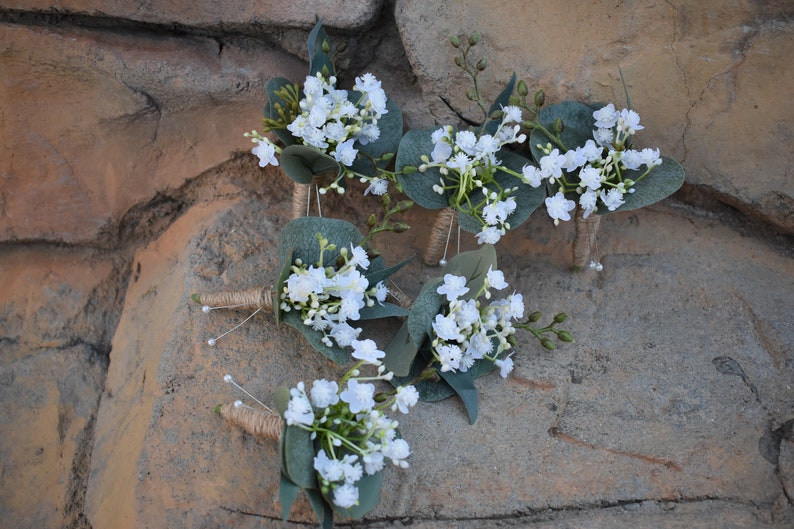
left=383, top=321, right=418, bottom=377
left=280, top=144, right=341, bottom=185
left=396, top=128, right=452, bottom=209
left=278, top=472, right=301, bottom=522
left=282, top=424, right=317, bottom=489
left=603, top=156, right=685, bottom=213
left=307, top=20, right=334, bottom=79
left=481, top=73, right=516, bottom=136
left=306, top=487, right=334, bottom=529
left=364, top=254, right=413, bottom=286
left=529, top=101, right=596, bottom=161
left=438, top=368, right=480, bottom=424
left=277, top=217, right=364, bottom=271
left=406, top=277, right=446, bottom=347
left=273, top=386, right=291, bottom=417
left=281, top=310, right=350, bottom=364
left=358, top=302, right=410, bottom=320
left=325, top=471, right=383, bottom=519
left=274, top=247, right=294, bottom=324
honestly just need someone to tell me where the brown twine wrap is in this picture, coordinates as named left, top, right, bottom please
left=292, top=183, right=311, bottom=219
left=423, top=207, right=457, bottom=266
left=198, top=286, right=274, bottom=312
left=572, top=206, right=602, bottom=270
left=387, top=287, right=413, bottom=310
left=219, top=402, right=283, bottom=441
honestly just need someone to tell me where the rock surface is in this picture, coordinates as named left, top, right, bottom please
left=0, top=1, right=792, bottom=528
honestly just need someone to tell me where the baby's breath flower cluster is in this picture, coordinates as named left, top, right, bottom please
left=419, top=107, right=528, bottom=245
left=525, top=104, right=663, bottom=224
left=284, top=357, right=417, bottom=509
left=249, top=72, right=391, bottom=195
left=430, top=266, right=524, bottom=376
left=279, top=235, right=389, bottom=351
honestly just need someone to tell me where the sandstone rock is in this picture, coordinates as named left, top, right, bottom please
left=82, top=176, right=792, bottom=527
left=394, top=0, right=794, bottom=232
left=0, top=23, right=305, bottom=245
left=0, top=0, right=384, bottom=31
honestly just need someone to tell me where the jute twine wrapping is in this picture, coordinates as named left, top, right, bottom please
left=387, top=287, right=413, bottom=310
left=423, top=207, right=457, bottom=266
left=219, top=402, right=283, bottom=441
left=292, top=183, right=311, bottom=219
left=198, top=287, right=274, bottom=312
left=572, top=207, right=601, bottom=270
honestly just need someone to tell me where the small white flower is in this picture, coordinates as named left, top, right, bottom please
left=252, top=139, right=279, bottom=168
left=433, top=313, right=465, bottom=342
left=637, top=147, right=662, bottom=168
left=486, top=265, right=508, bottom=290
left=539, top=149, right=566, bottom=180
left=364, top=178, right=389, bottom=196
left=340, top=379, right=376, bottom=413
left=600, top=188, right=626, bottom=211
left=446, top=152, right=472, bottom=172
left=356, top=123, right=381, bottom=145
left=310, top=379, right=339, bottom=408
left=437, top=274, right=469, bottom=302
left=501, top=105, right=523, bottom=123
left=476, top=226, right=505, bottom=245
left=578, top=165, right=602, bottom=190
left=436, top=343, right=463, bottom=372
left=494, top=353, right=514, bottom=378
left=362, top=450, right=384, bottom=475
left=578, top=139, right=602, bottom=163
left=593, top=103, right=618, bottom=129
left=593, top=127, right=614, bottom=147
left=431, top=140, right=453, bottom=163
left=521, top=164, right=543, bottom=187
left=355, top=72, right=381, bottom=93
left=373, top=281, right=389, bottom=304
left=545, top=192, right=576, bottom=225
left=329, top=322, right=361, bottom=347
left=619, top=108, right=643, bottom=131
left=348, top=245, right=370, bottom=270
left=382, top=438, right=411, bottom=468
left=285, top=385, right=314, bottom=426
left=333, top=483, right=359, bottom=508
left=579, top=189, right=598, bottom=218
left=455, top=130, right=478, bottom=155
left=393, top=385, right=419, bottom=414
left=333, top=138, right=358, bottom=166
left=351, top=338, right=385, bottom=364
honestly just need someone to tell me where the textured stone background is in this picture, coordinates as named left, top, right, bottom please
left=0, top=1, right=792, bottom=528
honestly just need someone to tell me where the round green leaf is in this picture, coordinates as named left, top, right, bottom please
left=282, top=424, right=317, bottom=489
left=529, top=101, right=596, bottom=161
left=601, top=156, right=685, bottom=214
left=280, top=145, right=341, bottom=185
left=396, top=128, right=451, bottom=209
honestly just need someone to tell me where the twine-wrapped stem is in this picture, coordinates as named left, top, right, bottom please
left=197, top=286, right=274, bottom=312
left=218, top=402, right=283, bottom=441
left=572, top=207, right=602, bottom=270
left=292, top=183, right=311, bottom=219
left=423, top=207, right=456, bottom=266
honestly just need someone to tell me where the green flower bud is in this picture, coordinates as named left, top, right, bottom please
left=541, top=338, right=556, bottom=350
left=367, top=213, right=378, bottom=228
left=553, top=117, right=564, bottom=133
left=527, top=311, right=542, bottom=323
left=450, top=35, right=461, bottom=48
left=466, top=89, right=477, bottom=101
left=476, top=58, right=487, bottom=71
left=553, top=312, right=569, bottom=324
left=521, top=120, right=536, bottom=129
left=468, top=32, right=481, bottom=46
left=517, top=79, right=529, bottom=97
left=381, top=152, right=395, bottom=161
left=534, top=89, right=545, bottom=107
left=381, top=193, right=392, bottom=208
left=393, top=222, right=411, bottom=233
left=557, top=330, right=574, bottom=343
left=393, top=200, right=414, bottom=214
left=402, top=164, right=417, bottom=174
left=454, top=56, right=463, bottom=67
left=321, top=39, right=331, bottom=53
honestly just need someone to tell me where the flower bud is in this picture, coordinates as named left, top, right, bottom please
left=468, top=32, right=481, bottom=46
left=476, top=58, right=487, bottom=71
left=534, top=89, right=545, bottom=107
left=381, top=152, right=395, bottom=161
left=553, top=117, right=564, bottom=133
left=394, top=200, right=414, bottom=213
left=381, top=193, right=392, bottom=208
left=466, top=89, right=477, bottom=101
left=402, top=164, right=417, bottom=174
left=393, top=222, right=410, bottom=233
left=450, top=35, right=461, bottom=48
left=367, top=213, right=378, bottom=228
left=321, top=40, right=331, bottom=53
left=527, top=311, right=542, bottom=323
left=517, top=79, right=529, bottom=97
left=553, top=312, right=568, bottom=324
left=541, top=338, right=556, bottom=350
left=557, top=330, right=574, bottom=343
left=454, top=56, right=463, bottom=68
